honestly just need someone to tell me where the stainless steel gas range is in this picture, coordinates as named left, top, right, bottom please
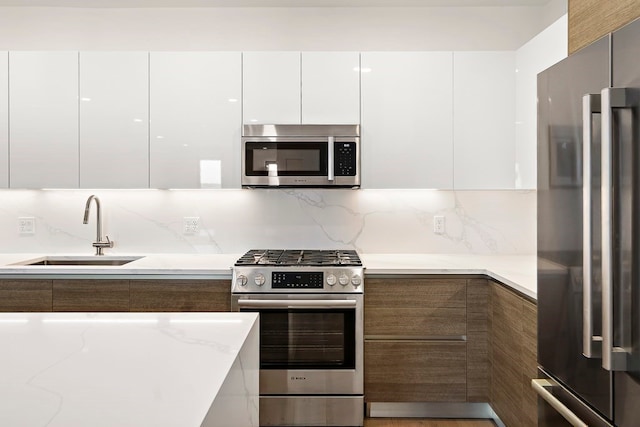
left=231, top=249, right=364, bottom=427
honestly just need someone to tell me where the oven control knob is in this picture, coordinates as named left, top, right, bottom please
left=254, top=273, right=266, bottom=286
left=326, top=274, right=337, bottom=286
left=339, top=274, right=349, bottom=286
left=351, top=275, right=362, bottom=287
left=236, top=275, right=248, bottom=287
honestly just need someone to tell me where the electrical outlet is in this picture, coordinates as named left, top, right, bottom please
left=18, top=217, right=36, bottom=235
left=183, top=217, right=200, bottom=235
left=433, top=215, right=445, bottom=235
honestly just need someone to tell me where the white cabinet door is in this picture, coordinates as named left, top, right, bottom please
left=79, top=52, right=149, bottom=188
left=302, top=52, right=360, bottom=124
left=0, top=52, right=7, bottom=188
left=243, top=52, right=301, bottom=124
left=453, top=52, right=516, bottom=189
left=150, top=52, right=242, bottom=189
left=361, top=52, right=454, bottom=189
left=10, top=52, right=79, bottom=188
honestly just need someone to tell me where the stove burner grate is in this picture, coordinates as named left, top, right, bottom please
left=235, top=249, right=362, bottom=267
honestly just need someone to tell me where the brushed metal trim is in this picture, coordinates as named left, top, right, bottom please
left=261, top=396, right=364, bottom=427
left=601, top=87, right=634, bottom=371
left=582, top=93, right=602, bottom=359
left=327, top=135, right=335, bottom=181
left=366, top=402, right=496, bottom=421
left=243, top=124, right=360, bottom=137
left=365, top=335, right=467, bottom=342
left=532, top=379, right=588, bottom=427
left=238, top=298, right=357, bottom=309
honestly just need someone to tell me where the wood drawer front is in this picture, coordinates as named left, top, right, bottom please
left=366, top=307, right=466, bottom=336
left=365, top=278, right=466, bottom=336
left=53, top=280, right=129, bottom=312
left=0, top=280, right=52, bottom=312
left=129, top=280, right=231, bottom=312
left=365, top=340, right=467, bottom=402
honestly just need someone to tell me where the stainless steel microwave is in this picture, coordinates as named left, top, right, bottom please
left=241, top=124, right=360, bottom=188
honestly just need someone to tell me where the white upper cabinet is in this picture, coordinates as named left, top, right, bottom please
left=243, top=52, right=301, bottom=124
left=361, top=52, right=454, bottom=189
left=453, top=51, right=516, bottom=189
left=243, top=51, right=361, bottom=125
left=150, top=52, right=242, bottom=189
left=301, top=52, right=360, bottom=124
left=10, top=51, right=79, bottom=188
left=0, top=52, right=7, bottom=188
left=79, top=52, right=149, bottom=188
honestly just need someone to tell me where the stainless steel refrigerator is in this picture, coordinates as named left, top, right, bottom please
left=536, top=17, right=640, bottom=427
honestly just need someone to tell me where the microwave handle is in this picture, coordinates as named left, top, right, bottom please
left=328, top=136, right=335, bottom=181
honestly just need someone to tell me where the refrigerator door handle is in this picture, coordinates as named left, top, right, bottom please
left=532, top=379, right=589, bottom=427
left=601, top=87, right=636, bottom=371
left=582, top=93, right=603, bottom=359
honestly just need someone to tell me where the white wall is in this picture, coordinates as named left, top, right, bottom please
left=0, top=6, right=556, bottom=51
left=0, top=189, right=535, bottom=255
left=515, top=14, right=568, bottom=189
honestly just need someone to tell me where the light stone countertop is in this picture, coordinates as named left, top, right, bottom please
left=360, top=253, right=538, bottom=300
left=0, top=311, right=259, bottom=427
left=0, top=253, right=538, bottom=299
left=0, top=253, right=241, bottom=278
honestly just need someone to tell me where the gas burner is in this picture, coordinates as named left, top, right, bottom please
left=235, top=249, right=362, bottom=267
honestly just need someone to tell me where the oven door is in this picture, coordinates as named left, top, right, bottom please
left=232, top=293, right=363, bottom=395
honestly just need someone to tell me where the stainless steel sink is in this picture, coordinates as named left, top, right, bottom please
left=12, top=256, right=144, bottom=267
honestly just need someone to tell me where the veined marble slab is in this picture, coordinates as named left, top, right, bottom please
left=360, top=253, right=538, bottom=299
left=0, top=253, right=240, bottom=278
left=0, top=312, right=259, bottom=427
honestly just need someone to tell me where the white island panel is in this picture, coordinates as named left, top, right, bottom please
left=0, top=312, right=258, bottom=427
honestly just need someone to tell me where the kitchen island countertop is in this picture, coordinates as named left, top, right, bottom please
left=0, top=311, right=259, bottom=427
left=0, top=253, right=538, bottom=299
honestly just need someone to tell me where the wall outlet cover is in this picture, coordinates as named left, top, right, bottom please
left=183, top=217, right=200, bottom=234
left=18, top=217, right=36, bottom=235
left=433, top=215, right=445, bottom=235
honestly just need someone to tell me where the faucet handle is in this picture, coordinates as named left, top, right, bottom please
left=93, top=235, right=114, bottom=249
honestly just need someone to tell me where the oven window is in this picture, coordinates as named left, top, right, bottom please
left=248, top=308, right=356, bottom=370
left=245, top=142, right=328, bottom=176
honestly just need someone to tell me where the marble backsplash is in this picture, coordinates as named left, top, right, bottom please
left=0, top=189, right=535, bottom=255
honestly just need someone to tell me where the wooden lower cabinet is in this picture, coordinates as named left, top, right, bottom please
left=365, top=340, right=467, bottom=402
left=0, top=278, right=231, bottom=313
left=489, top=281, right=538, bottom=427
left=0, top=279, right=52, bottom=311
left=53, top=280, right=129, bottom=312
left=364, top=276, right=537, bottom=427
left=130, top=280, right=231, bottom=312
left=364, top=277, right=477, bottom=404
left=467, top=279, right=490, bottom=402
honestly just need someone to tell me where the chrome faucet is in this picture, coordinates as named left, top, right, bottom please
left=83, top=195, right=114, bottom=256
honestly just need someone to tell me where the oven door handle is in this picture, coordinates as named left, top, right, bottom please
left=237, top=299, right=357, bottom=309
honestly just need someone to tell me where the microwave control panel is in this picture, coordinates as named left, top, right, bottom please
left=335, top=142, right=357, bottom=176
